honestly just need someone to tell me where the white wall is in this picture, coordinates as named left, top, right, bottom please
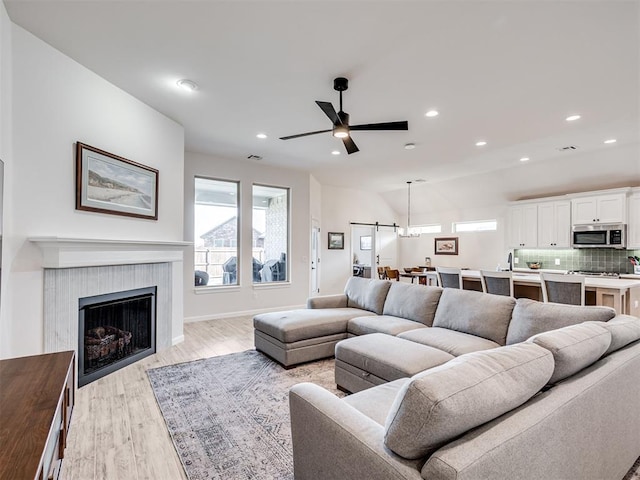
left=397, top=204, right=509, bottom=272
left=1, top=25, right=184, bottom=358
left=0, top=1, right=12, bottom=359
left=320, top=185, right=397, bottom=295
left=184, top=152, right=311, bottom=321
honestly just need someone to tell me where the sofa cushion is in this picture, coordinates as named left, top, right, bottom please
left=397, top=327, right=500, bottom=356
left=343, top=378, right=410, bottom=426
left=382, top=283, right=443, bottom=326
left=592, top=315, right=640, bottom=355
left=384, top=343, right=554, bottom=460
left=347, top=315, right=427, bottom=336
left=528, top=322, right=611, bottom=384
left=253, top=308, right=374, bottom=343
left=506, top=298, right=616, bottom=345
left=344, top=277, right=392, bottom=314
left=432, top=289, right=516, bottom=345
left=335, top=333, right=454, bottom=384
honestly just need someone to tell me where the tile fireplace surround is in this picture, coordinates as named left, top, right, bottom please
left=30, top=237, right=189, bottom=361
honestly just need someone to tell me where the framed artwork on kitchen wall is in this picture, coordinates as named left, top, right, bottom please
left=434, top=237, right=458, bottom=255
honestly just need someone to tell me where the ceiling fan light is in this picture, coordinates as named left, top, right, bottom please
left=333, top=125, right=349, bottom=138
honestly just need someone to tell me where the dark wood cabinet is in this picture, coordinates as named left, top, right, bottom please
left=0, top=351, right=75, bottom=480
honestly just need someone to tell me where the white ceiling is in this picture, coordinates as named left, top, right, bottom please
left=5, top=0, right=640, bottom=214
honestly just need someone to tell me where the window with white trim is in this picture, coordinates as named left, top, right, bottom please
left=253, top=184, right=289, bottom=283
left=452, top=220, right=497, bottom=232
left=194, top=177, right=239, bottom=287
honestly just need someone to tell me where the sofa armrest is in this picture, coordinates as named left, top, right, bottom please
left=307, top=294, right=348, bottom=309
left=289, top=383, right=422, bottom=480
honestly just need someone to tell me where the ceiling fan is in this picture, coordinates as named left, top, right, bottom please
left=279, top=77, right=409, bottom=154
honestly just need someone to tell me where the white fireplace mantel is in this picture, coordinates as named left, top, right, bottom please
left=30, top=236, right=191, bottom=268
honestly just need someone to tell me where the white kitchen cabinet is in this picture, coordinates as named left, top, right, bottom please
left=508, top=204, right=538, bottom=248
left=571, top=193, right=627, bottom=224
left=537, top=200, right=571, bottom=247
left=628, top=192, right=640, bottom=248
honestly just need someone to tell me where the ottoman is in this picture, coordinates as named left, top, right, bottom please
left=335, top=333, right=455, bottom=393
left=253, top=308, right=376, bottom=367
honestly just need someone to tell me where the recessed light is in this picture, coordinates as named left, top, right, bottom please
left=331, top=150, right=340, bottom=155
left=519, top=157, right=530, bottom=162
left=256, top=133, right=267, bottom=139
left=176, top=79, right=198, bottom=92
left=565, top=114, right=581, bottom=122
left=603, top=138, right=617, bottom=144
left=475, top=141, right=487, bottom=147
left=425, top=110, right=439, bottom=117
left=404, top=143, right=416, bottom=150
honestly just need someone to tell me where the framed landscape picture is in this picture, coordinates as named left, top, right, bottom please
left=360, top=235, right=372, bottom=250
left=434, top=237, right=458, bottom=255
left=328, top=232, right=344, bottom=250
left=76, top=142, right=158, bottom=220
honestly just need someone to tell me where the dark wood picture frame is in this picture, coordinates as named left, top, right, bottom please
left=76, top=142, right=159, bottom=220
left=434, top=237, right=458, bottom=255
left=328, top=232, right=344, bottom=250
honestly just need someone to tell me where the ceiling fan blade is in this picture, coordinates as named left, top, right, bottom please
left=342, top=136, right=359, bottom=155
left=316, top=101, right=341, bottom=125
left=350, top=120, right=408, bottom=131
left=280, top=129, right=332, bottom=140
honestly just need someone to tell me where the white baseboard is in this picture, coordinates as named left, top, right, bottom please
left=172, top=335, right=185, bottom=345
left=184, top=304, right=306, bottom=323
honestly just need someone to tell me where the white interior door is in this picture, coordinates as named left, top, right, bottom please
left=374, top=227, right=398, bottom=271
left=310, top=220, right=320, bottom=295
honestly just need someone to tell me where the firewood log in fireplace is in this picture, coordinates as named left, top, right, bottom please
left=85, top=326, right=133, bottom=362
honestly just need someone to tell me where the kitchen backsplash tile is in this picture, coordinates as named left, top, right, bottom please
left=514, top=248, right=640, bottom=274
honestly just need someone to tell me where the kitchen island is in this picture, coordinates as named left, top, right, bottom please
left=456, top=270, right=640, bottom=317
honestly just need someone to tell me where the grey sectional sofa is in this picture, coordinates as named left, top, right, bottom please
left=253, top=276, right=640, bottom=479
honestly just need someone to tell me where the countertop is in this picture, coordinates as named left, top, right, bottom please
left=461, top=270, right=640, bottom=291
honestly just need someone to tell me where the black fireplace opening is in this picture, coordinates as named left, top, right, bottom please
left=78, top=286, right=156, bottom=387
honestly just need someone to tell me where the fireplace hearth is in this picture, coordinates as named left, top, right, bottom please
left=78, top=286, right=156, bottom=387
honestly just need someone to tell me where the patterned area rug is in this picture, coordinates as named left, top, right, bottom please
left=147, top=350, right=341, bottom=480
left=149, top=349, right=640, bottom=480
left=624, top=456, right=640, bottom=480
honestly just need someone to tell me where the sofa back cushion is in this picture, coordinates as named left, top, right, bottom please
left=432, top=289, right=516, bottom=345
left=384, top=343, right=553, bottom=460
left=382, top=283, right=443, bottom=326
left=590, top=315, right=640, bottom=355
left=528, top=322, right=611, bottom=384
left=506, top=298, right=616, bottom=345
left=344, top=277, right=391, bottom=314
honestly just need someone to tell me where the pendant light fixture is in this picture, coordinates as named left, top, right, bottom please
left=399, top=181, right=420, bottom=238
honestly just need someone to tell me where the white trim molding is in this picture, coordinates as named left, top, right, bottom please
left=29, top=236, right=191, bottom=268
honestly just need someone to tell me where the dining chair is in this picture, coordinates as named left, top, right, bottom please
left=540, top=273, right=585, bottom=306
left=435, top=266, right=463, bottom=289
left=377, top=266, right=387, bottom=280
left=480, top=270, right=514, bottom=297
left=385, top=269, right=400, bottom=281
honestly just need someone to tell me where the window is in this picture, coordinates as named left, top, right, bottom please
left=452, top=220, right=497, bottom=232
left=408, top=224, right=442, bottom=235
left=194, top=177, right=239, bottom=286
left=253, top=184, right=289, bottom=283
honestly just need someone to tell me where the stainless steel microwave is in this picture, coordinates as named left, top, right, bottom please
left=571, top=224, right=626, bottom=249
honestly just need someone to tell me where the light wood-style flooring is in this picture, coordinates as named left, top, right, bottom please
left=62, top=315, right=255, bottom=480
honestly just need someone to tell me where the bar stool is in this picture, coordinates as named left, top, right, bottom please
left=480, top=270, right=514, bottom=297
left=436, top=266, right=463, bottom=289
left=540, top=273, right=585, bottom=306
